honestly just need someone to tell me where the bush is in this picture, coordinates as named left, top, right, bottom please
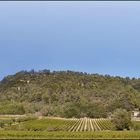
left=111, top=108, right=132, bottom=130
left=0, top=102, right=25, bottom=115
left=15, top=115, right=37, bottom=123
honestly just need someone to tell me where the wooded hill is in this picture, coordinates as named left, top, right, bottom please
left=0, top=70, right=140, bottom=118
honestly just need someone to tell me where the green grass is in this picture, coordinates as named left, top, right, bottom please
left=19, top=118, right=76, bottom=131
left=0, top=130, right=140, bottom=139
left=5, top=118, right=77, bottom=131
left=133, top=121, right=140, bottom=130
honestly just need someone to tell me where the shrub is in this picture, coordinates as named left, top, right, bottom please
left=111, top=108, right=132, bottom=130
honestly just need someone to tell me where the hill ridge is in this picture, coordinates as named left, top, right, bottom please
left=0, top=69, right=140, bottom=118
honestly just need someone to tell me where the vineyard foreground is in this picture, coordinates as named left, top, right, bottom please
left=0, top=115, right=140, bottom=139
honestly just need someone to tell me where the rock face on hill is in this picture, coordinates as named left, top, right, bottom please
left=0, top=70, right=140, bottom=118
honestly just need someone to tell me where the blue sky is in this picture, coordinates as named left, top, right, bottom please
left=0, top=2, right=140, bottom=79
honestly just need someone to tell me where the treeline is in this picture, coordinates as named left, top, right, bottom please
left=0, top=70, right=140, bottom=118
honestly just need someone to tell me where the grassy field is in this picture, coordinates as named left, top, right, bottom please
left=0, top=130, right=140, bottom=139
left=0, top=115, right=140, bottom=139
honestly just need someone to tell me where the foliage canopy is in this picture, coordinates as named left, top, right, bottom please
left=0, top=70, right=140, bottom=117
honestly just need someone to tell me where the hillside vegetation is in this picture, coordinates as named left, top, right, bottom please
left=0, top=70, right=140, bottom=118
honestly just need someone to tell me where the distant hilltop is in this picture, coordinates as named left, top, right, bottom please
left=0, top=69, right=140, bottom=118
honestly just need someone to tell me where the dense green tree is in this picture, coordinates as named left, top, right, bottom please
left=62, top=102, right=81, bottom=118
left=111, top=108, right=132, bottom=130
left=87, top=102, right=107, bottom=118
left=0, top=102, right=25, bottom=115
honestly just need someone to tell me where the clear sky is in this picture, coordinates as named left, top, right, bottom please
left=0, top=2, right=140, bottom=79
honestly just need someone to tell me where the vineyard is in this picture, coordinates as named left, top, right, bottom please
left=61, top=118, right=113, bottom=132
left=0, top=116, right=113, bottom=131
left=4, top=117, right=113, bottom=132
left=0, top=116, right=140, bottom=138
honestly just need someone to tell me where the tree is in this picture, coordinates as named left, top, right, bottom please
left=111, top=108, right=132, bottom=130
left=62, top=102, right=81, bottom=118
left=0, top=120, right=4, bottom=128
left=87, top=102, right=107, bottom=118
left=0, top=102, right=25, bottom=115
